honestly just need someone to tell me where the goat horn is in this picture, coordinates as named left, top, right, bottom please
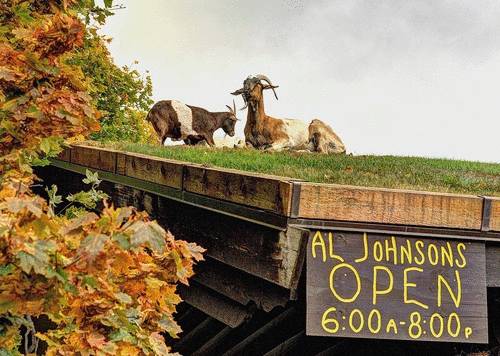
left=231, top=88, right=244, bottom=95
left=254, top=74, right=279, bottom=100
left=233, top=99, right=236, bottom=114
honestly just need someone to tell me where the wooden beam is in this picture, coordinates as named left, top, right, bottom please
left=123, top=151, right=183, bottom=189
left=192, top=258, right=290, bottom=312
left=178, top=281, right=252, bottom=328
left=49, top=159, right=288, bottom=230
left=222, top=307, right=298, bottom=356
left=295, top=182, right=484, bottom=230
left=191, top=326, right=233, bottom=356
left=70, top=145, right=117, bottom=173
left=55, top=145, right=499, bottom=234
left=263, top=330, right=305, bottom=356
left=57, top=147, right=71, bottom=162
left=183, top=165, right=294, bottom=215
left=173, top=316, right=222, bottom=355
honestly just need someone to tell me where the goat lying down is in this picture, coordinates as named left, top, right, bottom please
left=231, top=74, right=345, bottom=153
left=146, top=100, right=238, bottom=146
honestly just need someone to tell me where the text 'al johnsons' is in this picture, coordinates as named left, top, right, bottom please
left=311, top=231, right=467, bottom=267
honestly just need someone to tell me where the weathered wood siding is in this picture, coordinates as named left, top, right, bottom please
left=183, top=165, right=293, bottom=215
left=123, top=152, right=184, bottom=189
left=295, top=183, right=483, bottom=230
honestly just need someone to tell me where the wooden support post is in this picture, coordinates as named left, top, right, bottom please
left=173, top=317, right=222, bottom=355
left=191, top=326, right=233, bottom=356
left=222, top=307, right=298, bottom=356
left=262, top=330, right=305, bottom=356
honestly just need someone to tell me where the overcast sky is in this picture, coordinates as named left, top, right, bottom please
left=100, top=0, right=500, bottom=162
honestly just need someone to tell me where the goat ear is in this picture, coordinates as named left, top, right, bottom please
left=231, top=88, right=244, bottom=95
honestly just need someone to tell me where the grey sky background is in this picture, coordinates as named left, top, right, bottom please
left=100, top=0, right=500, bottom=162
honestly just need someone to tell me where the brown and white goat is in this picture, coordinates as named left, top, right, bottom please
left=146, top=100, right=238, bottom=146
left=231, top=75, right=309, bottom=150
left=231, top=75, right=345, bottom=153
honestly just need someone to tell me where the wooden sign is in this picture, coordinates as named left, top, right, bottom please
left=306, top=231, right=488, bottom=343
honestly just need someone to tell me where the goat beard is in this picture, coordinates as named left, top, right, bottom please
left=243, top=98, right=257, bottom=112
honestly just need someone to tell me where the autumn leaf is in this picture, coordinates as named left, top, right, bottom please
left=158, top=317, right=182, bottom=339
left=17, top=240, right=56, bottom=277
left=186, top=242, right=206, bottom=262
left=61, top=211, right=98, bottom=234
left=86, top=331, right=106, bottom=349
left=78, top=233, right=108, bottom=259
left=114, top=292, right=133, bottom=305
left=127, top=220, right=167, bottom=253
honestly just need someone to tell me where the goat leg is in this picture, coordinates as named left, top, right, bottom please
left=205, top=135, right=215, bottom=146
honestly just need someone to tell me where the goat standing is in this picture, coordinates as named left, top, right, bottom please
left=146, top=100, right=238, bottom=146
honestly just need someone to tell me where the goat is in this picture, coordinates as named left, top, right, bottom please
left=231, top=74, right=345, bottom=153
left=308, top=119, right=346, bottom=154
left=146, top=100, right=238, bottom=146
left=231, top=75, right=308, bottom=150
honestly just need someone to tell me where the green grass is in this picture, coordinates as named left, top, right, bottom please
left=97, top=142, right=500, bottom=196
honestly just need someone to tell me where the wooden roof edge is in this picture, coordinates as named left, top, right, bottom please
left=66, top=143, right=498, bottom=199
left=57, top=144, right=499, bottom=232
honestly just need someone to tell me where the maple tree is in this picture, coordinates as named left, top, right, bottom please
left=0, top=1, right=203, bottom=354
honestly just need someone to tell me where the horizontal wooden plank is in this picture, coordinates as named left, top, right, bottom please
left=488, top=197, right=500, bottom=232
left=192, top=258, right=290, bottom=312
left=296, top=183, right=483, bottom=230
left=70, top=145, right=117, bottom=173
left=183, top=165, right=293, bottom=215
left=178, top=282, right=251, bottom=328
left=124, top=151, right=184, bottom=189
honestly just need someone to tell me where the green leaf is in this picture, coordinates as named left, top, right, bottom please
left=0, top=264, right=15, bottom=276
left=109, top=329, right=136, bottom=343
left=46, top=184, right=63, bottom=206
left=82, top=275, right=98, bottom=288
left=67, top=191, right=98, bottom=209
left=112, top=233, right=130, bottom=249
left=39, top=137, right=63, bottom=156
left=104, top=0, right=113, bottom=8
left=82, top=169, right=101, bottom=185
left=13, top=2, right=34, bottom=24
left=0, top=300, right=15, bottom=314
